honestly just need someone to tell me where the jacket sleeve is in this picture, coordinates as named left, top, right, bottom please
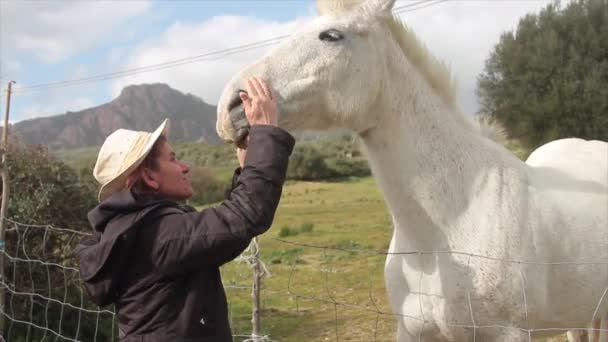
left=153, top=125, right=295, bottom=276
left=224, top=167, right=242, bottom=200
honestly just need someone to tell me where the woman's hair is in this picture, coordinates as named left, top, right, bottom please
left=124, top=135, right=167, bottom=200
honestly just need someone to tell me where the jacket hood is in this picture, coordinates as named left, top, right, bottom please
left=75, top=190, right=178, bottom=307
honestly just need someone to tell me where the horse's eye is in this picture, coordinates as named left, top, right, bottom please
left=319, top=29, right=344, bottom=42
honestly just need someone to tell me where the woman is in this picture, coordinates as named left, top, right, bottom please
left=76, top=78, right=294, bottom=342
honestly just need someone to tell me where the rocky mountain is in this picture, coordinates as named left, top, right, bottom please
left=10, top=83, right=221, bottom=151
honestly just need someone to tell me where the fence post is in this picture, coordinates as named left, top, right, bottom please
left=251, top=238, right=262, bottom=341
left=0, top=80, right=15, bottom=337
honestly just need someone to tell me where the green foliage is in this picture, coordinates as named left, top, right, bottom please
left=299, top=222, right=314, bottom=233
left=60, top=135, right=371, bottom=184
left=287, top=145, right=336, bottom=180
left=278, top=222, right=316, bottom=238
left=4, top=144, right=115, bottom=341
left=174, top=142, right=238, bottom=168
left=286, top=140, right=371, bottom=181
left=263, top=248, right=304, bottom=265
left=188, top=166, right=231, bottom=206
left=278, top=225, right=298, bottom=238
left=7, top=145, right=96, bottom=228
left=56, top=146, right=99, bottom=174
left=174, top=135, right=370, bottom=182
left=325, top=158, right=371, bottom=178
left=477, top=0, right=608, bottom=150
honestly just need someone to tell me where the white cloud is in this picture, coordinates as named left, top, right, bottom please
left=6, top=0, right=559, bottom=122
left=398, top=0, right=553, bottom=115
left=109, top=0, right=554, bottom=115
left=66, top=97, right=96, bottom=112
left=67, top=64, right=90, bottom=80
left=107, top=47, right=127, bottom=67
left=109, top=15, right=313, bottom=105
left=0, top=1, right=151, bottom=63
left=1, top=1, right=151, bottom=122
left=0, top=59, right=21, bottom=77
left=20, top=94, right=96, bottom=121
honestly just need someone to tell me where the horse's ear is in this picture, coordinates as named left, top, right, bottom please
left=360, top=0, right=396, bottom=16
left=317, top=0, right=361, bottom=15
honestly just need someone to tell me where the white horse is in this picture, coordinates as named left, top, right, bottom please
left=216, top=0, right=608, bottom=340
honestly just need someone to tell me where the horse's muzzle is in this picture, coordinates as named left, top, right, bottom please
left=227, top=90, right=250, bottom=147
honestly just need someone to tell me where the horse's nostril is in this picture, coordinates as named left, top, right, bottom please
left=227, top=90, right=245, bottom=113
left=227, top=90, right=250, bottom=146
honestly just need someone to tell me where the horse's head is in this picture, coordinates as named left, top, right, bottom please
left=216, top=0, right=402, bottom=144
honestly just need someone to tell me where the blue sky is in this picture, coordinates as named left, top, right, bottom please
left=0, top=0, right=554, bottom=124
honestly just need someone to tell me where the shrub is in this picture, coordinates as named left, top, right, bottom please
left=6, top=144, right=96, bottom=229
left=264, top=248, right=304, bottom=265
left=3, top=144, right=112, bottom=341
left=326, top=158, right=371, bottom=178
left=286, top=141, right=371, bottom=181
left=299, top=222, right=314, bottom=233
left=278, top=225, right=298, bottom=238
left=189, top=166, right=231, bottom=205
left=287, top=145, right=336, bottom=181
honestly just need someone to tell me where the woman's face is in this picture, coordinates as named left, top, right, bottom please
left=144, top=140, right=193, bottom=201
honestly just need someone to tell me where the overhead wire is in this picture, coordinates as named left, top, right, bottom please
left=12, top=0, right=448, bottom=95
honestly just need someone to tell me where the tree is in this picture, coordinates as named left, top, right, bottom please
left=189, top=166, right=231, bottom=205
left=287, top=145, right=336, bottom=181
left=6, top=144, right=96, bottom=229
left=477, top=0, right=608, bottom=150
left=2, top=144, right=114, bottom=341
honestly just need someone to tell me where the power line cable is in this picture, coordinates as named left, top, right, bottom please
left=14, top=36, right=287, bottom=94
left=394, top=0, right=442, bottom=12
left=13, top=0, right=447, bottom=95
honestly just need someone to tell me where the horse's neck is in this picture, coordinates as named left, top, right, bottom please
left=360, top=93, right=530, bottom=251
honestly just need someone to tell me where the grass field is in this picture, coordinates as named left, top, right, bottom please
left=208, top=177, right=568, bottom=342
left=217, top=177, right=395, bottom=341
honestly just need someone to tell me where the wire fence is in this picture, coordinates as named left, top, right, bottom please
left=0, top=219, right=272, bottom=342
left=1, top=218, right=607, bottom=342
left=1, top=219, right=115, bottom=342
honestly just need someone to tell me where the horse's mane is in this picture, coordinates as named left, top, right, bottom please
left=318, top=0, right=479, bottom=132
left=386, top=18, right=459, bottom=111
left=317, top=1, right=457, bottom=107
left=316, top=0, right=359, bottom=15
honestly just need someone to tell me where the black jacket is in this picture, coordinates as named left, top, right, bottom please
left=75, top=125, right=295, bottom=342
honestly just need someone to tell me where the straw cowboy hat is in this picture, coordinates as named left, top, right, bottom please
left=93, top=119, right=170, bottom=202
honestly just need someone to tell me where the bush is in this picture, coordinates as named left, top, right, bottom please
left=286, top=141, right=371, bottom=181
left=175, top=142, right=237, bottom=168
left=287, top=145, right=336, bottom=181
left=326, top=158, right=371, bottom=178
left=62, top=137, right=373, bottom=183
left=299, top=222, right=314, bottom=233
left=7, top=144, right=96, bottom=229
left=3, top=144, right=114, bottom=341
left=264, top=248, right=304, bottom=265
left=189, top=166, right=231, bottom=206
left=278, top=225, right=298, bottom=238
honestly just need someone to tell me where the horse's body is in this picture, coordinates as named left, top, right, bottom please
left=216, top=0, right=608, bottom=340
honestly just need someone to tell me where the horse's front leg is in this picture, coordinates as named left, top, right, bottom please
left=594, top=312, right=608, bottom=342
left=567, top=312, right=608, bottom=342
left=567, top=330, right=586, bottom=342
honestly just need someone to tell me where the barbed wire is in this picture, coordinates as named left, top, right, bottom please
left=273, top=224, right=608, bottom=264
left=2, top=218, right=607, bottom=342
left=1, top=219, right=263, bottom=342
left=273, top=239, right=608, bottom=341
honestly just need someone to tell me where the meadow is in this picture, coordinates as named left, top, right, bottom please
left=207, top=176, right=568, bottom=342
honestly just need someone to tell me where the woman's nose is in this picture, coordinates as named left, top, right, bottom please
left=180, top=161, right=191, bottom=173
